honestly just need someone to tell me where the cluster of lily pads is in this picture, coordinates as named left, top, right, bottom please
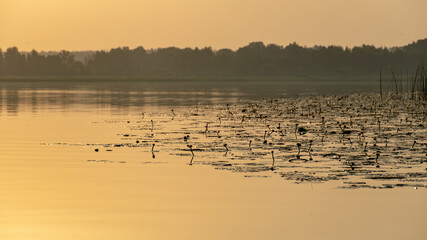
left=50, top=92, right=427, bottom=189
left=157, top=93, right=426, bottom=189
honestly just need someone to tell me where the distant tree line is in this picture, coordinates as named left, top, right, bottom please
left=0, top=39, right=426, bottom=77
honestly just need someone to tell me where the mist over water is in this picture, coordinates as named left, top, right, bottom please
left=0, top=77, right=379, bottom=115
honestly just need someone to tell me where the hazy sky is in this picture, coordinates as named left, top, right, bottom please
left=1, top=0, right=426, bottom=51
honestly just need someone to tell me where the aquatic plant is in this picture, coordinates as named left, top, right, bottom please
left=75, top=91, right=427, bottom=189
left=271, top=151, right=275, bottom=170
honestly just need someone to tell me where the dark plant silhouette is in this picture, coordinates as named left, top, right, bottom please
left=0, top=39, right=426, bottom=77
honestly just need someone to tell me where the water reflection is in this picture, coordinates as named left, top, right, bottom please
left=6, top=89, right=19, bottom=115
left=0, top=78, right=378, bottom=115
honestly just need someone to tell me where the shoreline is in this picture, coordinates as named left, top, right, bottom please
left=0, top=74, right=383, bottom=83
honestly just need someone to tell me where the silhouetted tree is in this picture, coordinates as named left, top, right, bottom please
left=4, top=47, right=26, bottom=75
left=26, top=50, right=45, bottom=75
left=214, top=48, right=235, bottom=75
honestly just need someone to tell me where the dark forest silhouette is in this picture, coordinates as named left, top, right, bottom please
left=0, top=39, right=426, bottom=77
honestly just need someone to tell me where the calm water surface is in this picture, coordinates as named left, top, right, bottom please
left=0, top=79, right=426, bottom=240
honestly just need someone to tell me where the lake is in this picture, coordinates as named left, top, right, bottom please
left=0, top=78, right=426, bottom=240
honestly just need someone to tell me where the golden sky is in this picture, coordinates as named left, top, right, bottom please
left=1, top=0, right=426, bottom=51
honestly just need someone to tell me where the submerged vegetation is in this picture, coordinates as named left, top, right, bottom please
left=0, top=39, right=426, bottom=77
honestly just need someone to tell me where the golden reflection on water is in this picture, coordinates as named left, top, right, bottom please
left=0, top=83, right=246, bottom=116
left=0, top=87, right=426, bottom=240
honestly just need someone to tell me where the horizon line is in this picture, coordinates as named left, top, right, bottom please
left=2, top=38, right=426, bottom=53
